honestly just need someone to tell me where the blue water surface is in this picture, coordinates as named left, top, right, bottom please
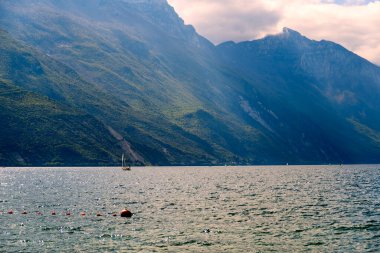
left=0, top=165, right=379, bottom=252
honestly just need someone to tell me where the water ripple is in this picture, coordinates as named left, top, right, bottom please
left=0, top=165, right=379, bottom=252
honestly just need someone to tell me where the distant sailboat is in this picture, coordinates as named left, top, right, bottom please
left=121, top=154, right=131, bottom=171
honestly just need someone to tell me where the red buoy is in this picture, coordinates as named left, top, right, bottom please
left=8, top=210, right=13, bottom=214
left=96, top=213, right=102, bottom=217
left=51, top=211, right=56, bottom=215
left=80, top=212, right=86, bottom=216
left=21, top=211, right=27, bottom=215
left=120, top=209, right=133, bottom=218
left=66, top=212, right=71, bottom=216
left=112, top=213, right=117, bottom=217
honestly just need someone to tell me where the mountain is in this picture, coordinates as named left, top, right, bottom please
left=0, top=30, right=127, bottom=166
left=0, top=78, right=122, bottom=166
left=217, top=28, right=380, bottom=163
left=1, top=1, right=380, bottom=166
left=0, top=0, right=268, bottom=165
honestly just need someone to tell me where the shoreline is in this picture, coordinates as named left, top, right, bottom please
left=2, top=164, right=380, bottom=170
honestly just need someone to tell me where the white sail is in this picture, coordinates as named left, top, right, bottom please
left=121, top=153, right=131, bottom=170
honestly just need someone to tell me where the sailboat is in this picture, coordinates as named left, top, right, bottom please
left=121, top=154, right=131, bottom=171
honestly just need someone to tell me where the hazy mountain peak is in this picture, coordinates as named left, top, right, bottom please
left=281, top=27, right=302, bottom=38
left=248, top=27, right=310, bottom=48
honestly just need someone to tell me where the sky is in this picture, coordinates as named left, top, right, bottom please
left=167, top=0, right=380, bottom=65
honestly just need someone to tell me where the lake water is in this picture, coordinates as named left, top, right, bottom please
left=0, top=165, right=379, bottom=252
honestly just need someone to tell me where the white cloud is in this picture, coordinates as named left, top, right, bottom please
left=168, top=0, right=380, bottom=64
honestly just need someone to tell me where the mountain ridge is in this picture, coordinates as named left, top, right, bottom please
left=1, top=0, right=380, bottom=165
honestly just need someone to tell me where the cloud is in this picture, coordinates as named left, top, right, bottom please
left=168, top=0, right=380, bottom=65
left=168, top=0, right=281, bottom=42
